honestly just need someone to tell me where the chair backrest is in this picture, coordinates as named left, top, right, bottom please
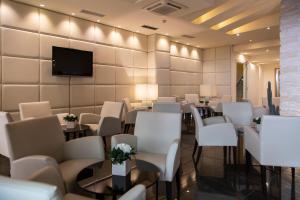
left=0, top=175, right=62, bottom=200
left=222, top=102, right=253, bottom=129
left=190, top=105, right=204, bottom=139
left=100, top=101, right=124, bottom=119
left=152, top=102, right=181, bottom=113
left=122, top=98, right=132, bottom=113
left=19, top=101, right=52, bottom=120
left=0, top=112, right=13, bottom=158
left=5, top=116, right=65, bottom=162
left=260, top=115, right=300, bottom=167
left=157, top=97, right=176, bottom=103
left=185, top=94, right=199, bottom=104
left=134, top=112, right=181, bottom=154
left=119, top=184, right=146, bottom=200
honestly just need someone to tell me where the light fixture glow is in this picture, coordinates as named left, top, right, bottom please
left=71, top=13, right=75, bottom=16
left=266, top=49, right=270, bottom=52
left=40, top=4, right=45, bottom=7
left=249, top=39, right=252, bottom=42
left=236, top=33, right=240, bottom=37
left=97, top=19, right=100, bottom=22
left=266, top=26, right=271, bottom=30
left=186, top=190, right=190, bottom=193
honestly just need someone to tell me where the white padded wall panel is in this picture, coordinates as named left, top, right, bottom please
left=203, top=61, right=215, bottom=73
left=52, top=108, right=69, bottom=115
left=203, top=48, right=215, bottom=61
left=155, top=52, right=170, bottom=69
left=158, top=86, right=170, bottom=97
left=70, top=85, right=94, bottom=107
left=148, top=69, right=169, bottom=85
left=215, top=73, right=230, bottom=85
left=147, top=35, right=155, bottom=52
left=147, top=52, right=155, bottom=68
left=171, top=71, right=187, bottom=85
left=171, top=86, right=195, bottom=98
left=170, top=56, right=185, bottom=71
left=116, top=85, right=134, bottom=101
left=94, top=44, right=115, bottom=65
left=1, top=0, right=39, bottom=31
left=70, top=75, right=94, bottom=85
left=70, top=106, right=95, bottom=116
left=155, top=35, right=169, bottom=52
left=216, top=86, right=231, bottom=96
left=39, top=9, right=70, bottom=37
left=203, top=73, right=216, bottom=85
left=115, top=48, right=133, bottom=67
left=216, top=59, right=230, bottom=72
left=40, top=35, right=69, bottom=59
left=114, top=28, right=133, bottom=48
left=70, top=40, right=95, bottom=54
left=2, top=57, right=39, bottom=84
left=2, top=28, right=39, bottom=57
left=94, top=23, right=114, bottom=45
left=133, top=51, right=147, bottom=68
left=95, top=85, right=115, bottom=104
left=185, top=60, right=202, bottom=73
left=216, top=46, right=231, bottom=59
left=94, top=65, right=115, bottom=85
left=170, top=43, right=179, bottom=56
left=2, top=85, right=39, bottom=111
left=40, top=85, right=69, bottom=108
left=134, top=69, right=148, bottom=84
left=70, top=17, right=94, bottom=42
left=40, top=60, right=69, bottom=84
left=115, top=67, right=134, bottom=84
left=133, top=33, right=147, bottom=51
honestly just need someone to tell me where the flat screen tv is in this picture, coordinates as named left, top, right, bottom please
left=52, top=46, right=93, bottom=76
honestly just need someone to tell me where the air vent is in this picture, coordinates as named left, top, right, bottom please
left=182, top=35, right=195, bottom=39
left=81, top=9, right=105, bottom=17
left=141, top=25, right=158, bottom=30
left=144, top=0, right=187, bottom=15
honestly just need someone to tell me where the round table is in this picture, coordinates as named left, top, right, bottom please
left=76, top=160, right=160, bottom=200
left=62, top=124, right=90, bottom=141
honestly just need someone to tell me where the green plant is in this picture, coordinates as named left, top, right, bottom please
left=63, top=114, right=78, bottom=122
left=109, top=143, right=136, bottom=165
left=253, top=117, right=261, bottom=124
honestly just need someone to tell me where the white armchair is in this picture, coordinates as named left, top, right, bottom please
left=19, top=101, right=68, bottom=124
left=157, top=97, right=177, bottom=103
left=79, top=101, right=123, bottom=146
left=0, top=112, right=13, bottom=159
left=5, top=116, right=105, bottom=192
left=119, top=184, right=146, bottom=200
left=190, top=105, right=237, bottom=167
left=153, top=102, right=181, bottom=113
left=111, top=111, right=182, bottom=200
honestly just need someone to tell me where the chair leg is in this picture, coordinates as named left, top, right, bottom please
left=192, top=139, right=198, bottom=158
left=176, top=168, right=181, bottom=200
left=228, top=147, right=231, bottom=164
left=245, top=150, right=252, bottom=175
left=291, top=167, right=295, bottom=180
left=103, top=136, right=107, bottom=150
left=223, top=146, right=227, bottom=165
left=261, top=165, right=266, bottom=194
left=233, top=147, right=237, bottom=169
left=165, top=181, right=172, bottom=200
left=195, top=146, right=202, bottom=167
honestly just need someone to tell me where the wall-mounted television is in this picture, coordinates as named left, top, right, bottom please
left=52, top=46, right=93, bottom=76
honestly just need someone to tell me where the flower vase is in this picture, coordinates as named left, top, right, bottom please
left=112, top=160, right=131, bottom=176
left=66, top=121, right=76, bottom=129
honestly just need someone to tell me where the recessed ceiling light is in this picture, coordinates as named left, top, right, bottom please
left=187, top=43, right=190, bottom=45
left=249, top=39, right=252, bottom=42
left=197, top=46, right=200, bottom=48
left=40, top=4, right=45, bottom=7
left=97, top=19, right=100, bottom=22
left=186, top=190, right=190, bottom=193
left=166, top=33, right=169, bottom=35
left=175, top=40, right=178, bottom=42
left=71, top=13, right=75, bottom=16
left=266, top=49, right=270, bottom=52
left=236, top=33, right=240, bottom=37
left=266, top=27, right=271, bottom=30
left=136, top=30, right=139, bottom=33
left=117, top=25, right=121, bottom=28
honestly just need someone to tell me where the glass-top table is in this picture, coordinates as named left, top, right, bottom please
left=76, top=159, right=160, bottom=200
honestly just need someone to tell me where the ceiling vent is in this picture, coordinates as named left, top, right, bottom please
left=141, top=25, right=158, bottom=30
left=182, top=34, right=195, bottom=39
left=81, top=9, right=105, bottom=17
left=143, top=0, right=187, bottom=15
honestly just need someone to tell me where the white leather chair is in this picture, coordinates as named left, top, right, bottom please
left=157, top=97, right=177, bottom=103
left=153, top=102, right=181, bottom=113
left=79, top=101, right=124, bottom=146
left=190, top=105, right=237, bottom=167
left=222, top=102, right=253, bottom=131
left=111, top=111, right=182, bottom=200
left=0, top=112, right=13, bottom=159
left=185, top=94, right=199, bottom=105
left=5, top=116, right=105, bottom=192
left=212, top=95, right=232, bottom=113
left=19, top=101, right=68, bottom=124
left=119, top=184, right=146, bottom=200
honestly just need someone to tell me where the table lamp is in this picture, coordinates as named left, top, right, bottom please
left=135, top=84, right=158, bottom=107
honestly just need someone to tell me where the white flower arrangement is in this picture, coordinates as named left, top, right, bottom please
left=109, top=143, right=136, bottom=165
left=63, top=114, right=78, bottom=122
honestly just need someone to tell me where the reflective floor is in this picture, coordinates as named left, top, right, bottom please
left=0, top=127, right=299, bottom=200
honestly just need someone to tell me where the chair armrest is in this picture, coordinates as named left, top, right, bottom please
left=200, top=123, right=237, bottom=146
left=119, top=184, right=146, bottom=200
left=223, top=115, right=232, bottom=123
left=165, top=139, right=180, bottom=182
left=253, top=106, right=268, bottom=118
left=11, top=155, right=58, bottom=179
left=98, top=117, right=122, bottom=136
left=28, top=166, right=66, bottom=196
left=56, top=113, right=69, bottom=125
left=64, top=136, right=105, bottom=161
left=125, top=110, right=138, bottom=124
left=111, top=134, right=137, bottom=150
left=79, top=113, right=101, bottom=124
left=203, top=116, right=225, bottom=125
left=244, top=126, right=261, bottom=162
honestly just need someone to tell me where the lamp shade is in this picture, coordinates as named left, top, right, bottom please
left=135, top=84, right=158, bottom=101
left=200, top=84, right=212, bottom=97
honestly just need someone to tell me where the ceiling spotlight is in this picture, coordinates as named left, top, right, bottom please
left=97, top=19, right=100, bottom=22
left=186, top=190, right=190, bottom=193
left=166, top=33, right=169, bottom=35
left=266, top=49, right=270, bottom=52
left=117, top=25, right=121, bottom=28
left=187, top=43, right=190, bottom=45
left=40, top=4, right=45, bottom=7
left=236, top=33, right=240, bottom=37
left=175, top=40, right=178, bottom=42
left=266, top=27, right=271, bottom=30
left=249, top=39, right=252, bottom=42
left=71, top=13, right=75, bottom=16
left=136, top=30, right=139, bottom=33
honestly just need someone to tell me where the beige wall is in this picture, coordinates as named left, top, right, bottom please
left=0, top=0, right=148, bottom=119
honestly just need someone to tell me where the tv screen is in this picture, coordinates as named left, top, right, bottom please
left=52, top=46, right=93, bottom=76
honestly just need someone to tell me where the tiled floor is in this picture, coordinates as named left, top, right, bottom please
left=0, top=126, right=299, bottom=200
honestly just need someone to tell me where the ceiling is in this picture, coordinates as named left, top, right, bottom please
left=15, top=0, right=281, bottom=64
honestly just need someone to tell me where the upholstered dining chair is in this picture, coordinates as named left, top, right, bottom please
left=79, top=101, right=124, bottom=146
left=190, top=105, right=237, bottom=168
left=0, top=112, right=13, bottom=159
left=111, top=111, right=182, bottom=200
left=153, top=102, right=181, bottom=113
left=244, top=115, right=300, bottom=189
left=5, top=116, right=105, bottom=192
left=157, top=96, right=177, bottom=103
left=19, top=101, right=68, bottom=124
